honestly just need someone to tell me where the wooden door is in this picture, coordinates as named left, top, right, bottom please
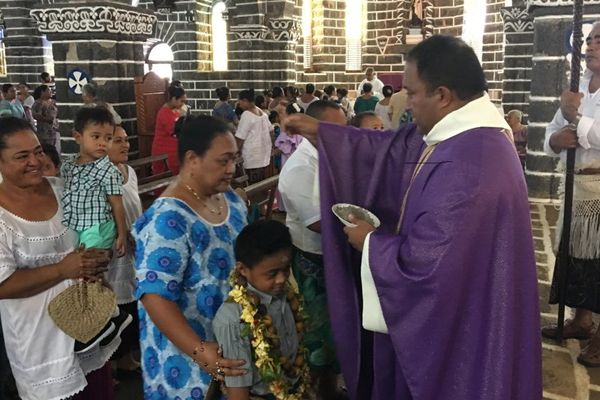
left=134, top=72, right=169, bottom=159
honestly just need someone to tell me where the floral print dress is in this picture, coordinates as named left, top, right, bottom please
left=133, top=191, right=247, bottom=399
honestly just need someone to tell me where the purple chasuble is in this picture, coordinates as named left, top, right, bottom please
left=318, top=124, right=542, bottom=400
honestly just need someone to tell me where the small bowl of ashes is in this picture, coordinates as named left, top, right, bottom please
left=331, top=203, right=381, bottom=228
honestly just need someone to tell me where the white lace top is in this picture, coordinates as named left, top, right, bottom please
left=0, top=177, right=116, bottom=400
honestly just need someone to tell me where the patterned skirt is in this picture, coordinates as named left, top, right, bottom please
left=291, top=248, right=339, bottom=371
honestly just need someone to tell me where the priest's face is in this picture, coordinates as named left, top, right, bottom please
left=404, top=60, right=442, bottom=135
left=585, top=24, right=600, bottom=75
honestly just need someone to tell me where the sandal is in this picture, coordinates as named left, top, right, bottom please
left=541, top=319, right=595, bottom=340
left=578, top=338, right=600, bottom=367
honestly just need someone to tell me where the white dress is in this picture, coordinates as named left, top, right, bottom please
left=235, top=110, right=273, bottom=169
left=374, top=102, right=393, bottom=130
left=104, top=165, right=143, bottom=304
left=0, top=177, right=117, bottom=400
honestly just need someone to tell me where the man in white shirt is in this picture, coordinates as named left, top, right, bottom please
left=296, top=83, right=319, bottom=111
left=278, top=100, right=347, bottom=400
left=541, top=22, right=600, bottom=367
left=357, top=67, right=385, bottom=98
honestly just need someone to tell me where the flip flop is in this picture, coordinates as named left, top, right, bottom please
left=578, top=339, right=600, bottom=368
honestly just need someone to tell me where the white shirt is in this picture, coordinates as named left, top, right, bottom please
left=544, top=69, right=600, bottom=170
left=278, top=140, right=322, bottom=254
left=236, top=110, right=273, bottom=169
left=357, top=77, right=385, bottom=98
left=0, top=178, right=117, bottom=400
left=296, top=96, right=318, bottom=112
left=105, top=165, right=142, bottom=304
left=374, top=102, right=393, bottom=130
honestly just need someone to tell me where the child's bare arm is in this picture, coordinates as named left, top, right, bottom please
left=225, top=387, right=250, bottom=400
left=108, top=195, right=127, bottom=256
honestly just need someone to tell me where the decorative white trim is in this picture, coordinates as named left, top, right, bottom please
left=501, top=7, right=534, bottom=33
left=230, top=19, right=300, bottom=42
left=29, top=5, right=157, bottom=36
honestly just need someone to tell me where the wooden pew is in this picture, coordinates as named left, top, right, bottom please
left=130, top=154, right=175, bottom=208
left=244, top=175, right=278, bottom=220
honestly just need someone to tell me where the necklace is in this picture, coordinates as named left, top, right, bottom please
left=184, top=184, right=224, bottom=215
left=227, top=271, right=312, bottom=400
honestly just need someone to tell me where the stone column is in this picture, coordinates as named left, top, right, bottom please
left=525, top=1, right=600, bottom=199
left=29, top=2, right=157, bottom=154
left=500, top=6, right=533, bottom=117
left=0, top=0, right=49, bottom=85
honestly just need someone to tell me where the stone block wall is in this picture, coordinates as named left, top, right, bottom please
left=483, top=0, right=506, bottom=103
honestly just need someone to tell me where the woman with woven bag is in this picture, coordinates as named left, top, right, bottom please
left=134, top=115, right=249, bottom=399
left=0, top=117, right=114, bottom=400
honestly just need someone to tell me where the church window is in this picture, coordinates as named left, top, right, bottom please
left=0, top=24, right=6, bottom=77
left=212, top=1, right=228, bottom=72
left=345, top=0, right=363, bottom=71
left=146, top=42, right=174, bottom=80
left=302, top=0, right=313, bottom=69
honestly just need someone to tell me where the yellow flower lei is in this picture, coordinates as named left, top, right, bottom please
left=228, top=271, right=312, bottom=400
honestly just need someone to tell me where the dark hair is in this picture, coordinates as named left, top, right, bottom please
left=238, top=89, right=255, bottom=103
left=305, top=100, right=342, bottom=120
left=407, top=35, right=487, bottom=100
left=263, top=89, right=273, bottom=98
left=305, top=83, right=315, bottom=94
left=41, top=143, right=61, bottom=168
left=215, top=86, right=230, bottom=101
left=351, top=111, right=378, bottom=128
left=324, top=85, right=336, bottom=96
left=382, top=85, right=394, bottom=98
left=272, top=87, right=284, bottom=98
left=255, top=95, right=266, bottom=108
left=74, top=106, right=115, bottom=134
left=170, top=80, right=183, bottom=88
left=1, top=84, right=13, bottom=94
left=18, top=82, right=30, bottom=89
left=235, top=220, right=292, bottom=268
left=314, top=89, right=323, bottom=99
left=285, top=86, right=298, bottom=98
left=175, top=115, right=232, bottom=163
left=336, top=88, right=348, bottom=98
left=0, top=117, right=35, bottom=153
left=168, top=86, right=185, bottom=100
left=286, top=102, right=304, bottom=115
left=362, top=82, right=373, bottom=93
left=82, top=83, right=97, bottom=98
left=268, top=110, right=279, bottom=124
left=40, top=72, right=50, bottom=81
left=33, top=85, right=49, bottom=100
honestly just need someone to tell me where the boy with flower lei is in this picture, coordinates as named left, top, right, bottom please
left=213, top=220, right=312, bottom=400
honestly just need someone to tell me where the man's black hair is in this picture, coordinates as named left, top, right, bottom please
left=235, top=220, right=292, bottom=267
left=305, top=100, right=342, bottom=120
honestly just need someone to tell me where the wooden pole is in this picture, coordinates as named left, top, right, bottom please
left=556, top=0, right=584, bottom=342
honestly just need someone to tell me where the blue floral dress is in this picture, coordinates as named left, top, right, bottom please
left=133, top=190, right=247, bottom=400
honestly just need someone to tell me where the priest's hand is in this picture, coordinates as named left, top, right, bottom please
left=549, top=126, right=578, bottom=154
left=282, top=114, right=319, bottom=145
left=560, top=90, right=583, bottom=123
left=344, top=214, right=376, bottom=251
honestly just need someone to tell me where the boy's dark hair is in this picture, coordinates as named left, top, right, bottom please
left=0, top=117, right=35, bottom=153
left=74, top=106, right=115, bottom=133
left=41, top=143, right=61, bottom=168
left=351, top=111, right=378, bottom=127
left=255, top=94, right=266, bottom=108
left=235, top=220, right=292, bottom=267
left=407, top=35, right=487, bottom=100
left=238, top=89, right=255, bottom=103
left=40, top=72, right=50, bottom=82
left=362, top=82, right=373, bottom=94
left=324, top=85, right=336, bottom=96
left=305, top=83, right=315, bottom=94
left=175, top=115, right=232, bottom=162
left=215, top=86, right=230, bottom=101
left=305, top=100, right=341, bottom=120
left=336, top=87, right=348, bottom=98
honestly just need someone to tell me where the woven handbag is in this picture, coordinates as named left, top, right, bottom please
left=48, top=281, right=117, bottom=343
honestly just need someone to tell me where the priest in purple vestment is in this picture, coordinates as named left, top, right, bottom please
left=284, top=35, right=542, bottom=400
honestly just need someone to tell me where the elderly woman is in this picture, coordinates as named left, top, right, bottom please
left=0, top=117, right=114, bottom=400
left=134, top=115, right=248, bottom=399
left=106, top=126, right=143, bottom=375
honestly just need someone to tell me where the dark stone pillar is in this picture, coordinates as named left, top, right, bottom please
left=525, top=3, right=600, bottom=199
left=30, top=2, right=157, bottom=153
left=0, top=0, right=48, bottom=85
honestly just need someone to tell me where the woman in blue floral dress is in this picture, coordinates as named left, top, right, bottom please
left=134, top=115, right=249, bottom=399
